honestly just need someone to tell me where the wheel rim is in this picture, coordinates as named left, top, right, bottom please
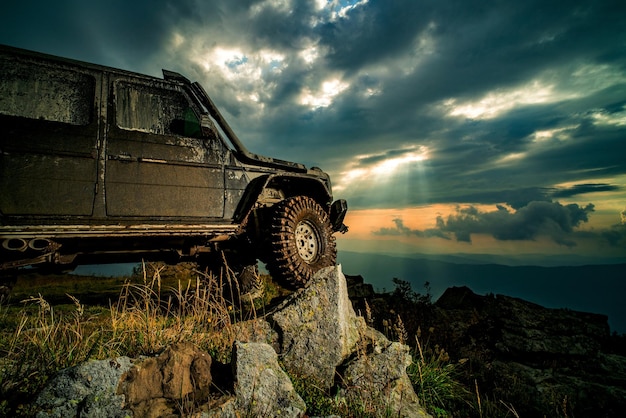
left=295, top=220, right=320, bottom=262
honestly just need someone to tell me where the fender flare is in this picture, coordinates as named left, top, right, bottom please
left=233, top=173, right=333, bottom=226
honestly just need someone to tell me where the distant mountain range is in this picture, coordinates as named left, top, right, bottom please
left=337, top=250, right=626, bottom=334
left=349, top=249, right=626, bottom=267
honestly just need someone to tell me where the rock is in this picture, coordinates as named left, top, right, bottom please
left=435, top=286, right=611, bottom=360
left=270, top=265, right=365, bottom=387
left=430, top=286, right=626, bottom=417
left=230, top=316, right=279, bottom=349
left=435, top=285, right=485, bottom=310
left=118, top=342, right=212, bottom=417
left=497, top=297, right=608, bottom=358
left=30, top=265, right=432, bottom=417
left=341, top=328, right=431, bottom=418
left=345, top=274, right=375, bottom=299
left=231, top=341, right=306, bottom=417
left=33, top=357, right=133, bottom=418
left=267, top=265, right=430, bottom=417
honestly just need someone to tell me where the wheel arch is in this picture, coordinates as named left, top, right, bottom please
left=233, top=173, right=333, bottom=225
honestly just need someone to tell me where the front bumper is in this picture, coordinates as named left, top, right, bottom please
left=330, top=199, right=349, bottom=234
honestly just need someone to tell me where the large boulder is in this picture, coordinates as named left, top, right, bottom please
left=269, top=265, right=365, bottom=387
left=262, top=265, right=430, bottom=417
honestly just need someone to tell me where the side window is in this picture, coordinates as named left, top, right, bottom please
left=0, top=57, right=94, bottom=125
left=115, top=81, right=202, bottom=137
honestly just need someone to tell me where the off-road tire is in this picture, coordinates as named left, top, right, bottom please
left=265, top=195, right=336, bottom=289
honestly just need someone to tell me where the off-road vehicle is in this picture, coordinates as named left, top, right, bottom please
left=0, top=44, right=348, bottom=290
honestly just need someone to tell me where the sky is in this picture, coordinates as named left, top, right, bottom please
left=2, top=0, right=626, bottom=265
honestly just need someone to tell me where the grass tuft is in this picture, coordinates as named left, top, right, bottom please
left=0, top=259, right=261, bottom=416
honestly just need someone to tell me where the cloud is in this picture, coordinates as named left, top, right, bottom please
left=1, top=0, right=625, bottom=260
left=551, top=184, right=621, bottom=198
left=5, top=1, right=625, bottom=173
left=373, top=218, right=450, bottom=240
left=602, top=225, right=626, bottom=248
left=374, top=201, right=596, bottom=247
left=127, top=0, right=626, bottom=184
left=601, top=208, right=626, bottom=247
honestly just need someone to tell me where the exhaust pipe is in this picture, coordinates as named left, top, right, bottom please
left=28, top=238, right=53, bottom=251
left=2, top=238, right=28, bottom=252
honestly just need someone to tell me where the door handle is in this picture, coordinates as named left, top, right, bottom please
left=109, top=153, right=134, bottom=162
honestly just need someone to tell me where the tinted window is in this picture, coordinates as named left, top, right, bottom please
left=115, top=81, right=201, bottom=137
left=0, top=57, right=94, bottom=125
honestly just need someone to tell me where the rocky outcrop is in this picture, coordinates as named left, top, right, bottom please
left=32, top=269, right=625, bottom=417
left=436, top=285, right=610, bottom=359
left=431, top=286, right=626, bottom=417
left=30, top=266, right=431, bottom=417
left=236, top=265, right=429, bottom=417
left=261, top=265, right=429, bottom=418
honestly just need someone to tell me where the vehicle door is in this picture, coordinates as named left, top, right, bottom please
left=0, top=54, right=99, bottom=218
left=105, top=77, right=226, bottom=219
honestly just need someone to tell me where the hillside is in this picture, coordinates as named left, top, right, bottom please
left=338, top=251, right=626, bottom=333
left=1, top=261, right=625, bottom=416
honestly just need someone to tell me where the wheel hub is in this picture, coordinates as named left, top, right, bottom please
left=295, top=220, right=319, bottom=262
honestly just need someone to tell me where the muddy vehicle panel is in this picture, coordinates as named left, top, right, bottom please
left=0, top=45, right=348, bottom=288
left=0, top=55, right=100, bottom=217
left=107, top=77, right=228, bottom=218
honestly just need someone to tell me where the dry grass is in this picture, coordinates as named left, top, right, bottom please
left=108, top=261, right=236, bottom=357
left=0, top=259, right=265, bottom=416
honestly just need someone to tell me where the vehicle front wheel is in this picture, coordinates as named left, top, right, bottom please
left=265, top=196, right=336, bottom=289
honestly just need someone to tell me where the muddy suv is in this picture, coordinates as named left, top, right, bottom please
left=0, top=45, right=347, bottom=289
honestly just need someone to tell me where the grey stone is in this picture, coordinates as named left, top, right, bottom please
left=341, top=330, right=430, bottom=418
left=34, top=357, right=133, bottom=418
left=231, top=341, right=306, bottom=417
left=271, top=265, right=364, bottom=387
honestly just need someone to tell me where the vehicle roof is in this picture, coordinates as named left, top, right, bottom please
left=0, top=43, right=177, bottom=84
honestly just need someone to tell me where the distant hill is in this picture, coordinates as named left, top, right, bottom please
left=337, top=250, right=626, bottom=334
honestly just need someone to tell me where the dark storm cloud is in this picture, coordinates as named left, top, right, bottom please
left=1, top=0, right=625, bottom=213
left=551, top=184, right=621, bottom=198
left=602, top=225, right=626, bottom=248
left=246, top=1, right=319, bottom=49
left=317, top=0, right=626, bottom=101
left=167, top=0, right=625, bottom=217
left=374, top=201, right=597, bottom=247
left=3, top=4, right=230, bottom=114
left=604, top=209, right=626, bottom=247
left=0, top=0, right=197, bottom=69
left=305, top=0, right=626, bottom=180
left=0, top=2, right=88, bottom=58
left=317, top=0, right=430, bottom=71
